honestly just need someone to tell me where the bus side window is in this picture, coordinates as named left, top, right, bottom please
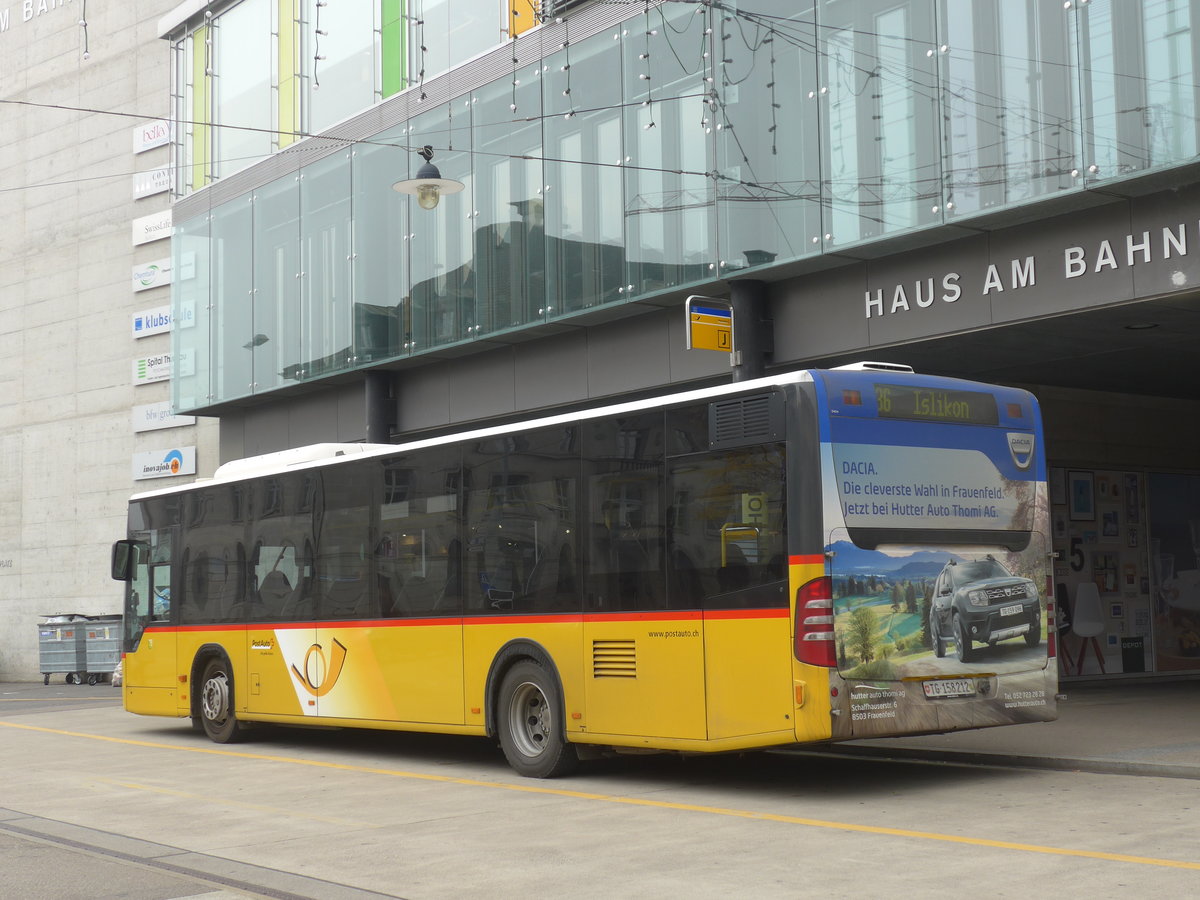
left=668, top=444, right=786, bottom=609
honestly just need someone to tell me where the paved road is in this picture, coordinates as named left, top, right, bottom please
left=1, top=682, right=1198, bottom=898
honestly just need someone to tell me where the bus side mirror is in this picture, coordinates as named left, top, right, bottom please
left=111, top=540, right=136, bottom=581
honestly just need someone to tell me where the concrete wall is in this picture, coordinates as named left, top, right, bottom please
left=0, top=2, right=217, bottom=680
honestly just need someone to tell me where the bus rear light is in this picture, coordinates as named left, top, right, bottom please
left=796, top=577, right=837, bottom=667
left=842, top=389, right=862, bottom=406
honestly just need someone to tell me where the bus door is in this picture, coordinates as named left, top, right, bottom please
left=582, top=468, right=709, bottom=741
left=117, top=520, right=180, bottom=715
left=246, top=539, right=312, bottom=718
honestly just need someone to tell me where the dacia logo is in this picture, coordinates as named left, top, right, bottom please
left=1007, top=432, right=1035, bottom=470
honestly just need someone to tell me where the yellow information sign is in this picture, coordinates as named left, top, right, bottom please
left=685, top=296, right=732, bottom=352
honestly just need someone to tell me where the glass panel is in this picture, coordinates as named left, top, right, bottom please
left=715, top=1, right=822, bottom=271
left=464, top=426, right=580, bottom=615
left=379, top=449, right=463, bottom=616
left=1142, top=0, right=1197, bottom=166
left=249, top=474, right=314, bottom=621
left=669, top=445, right=787, bottom=610
left=181, top=486, right=249, bottom=624
left=818, top=0, right=941, bottom=246
left=1074, top=0, right=1191, bottom=181
left=210, top=195, right=254, bottom=402
left=584, top=413, right=666, bottom=612
left=300, top=150, right=354, bottom=379
left=405, top=103, right=474, bottom=349
left=314, top=464, right=375, bottom=620
left=413, top=0, right=501, bottom=84
left=544, top=30, right=626, bottom=313
left=472, top=72, right=545, bottom=333
left=622, top=2, right=715, bottom=294
left=938, top=0, right=1079, bottom=218
left=307, top=0, right=377, bottom=133
left=252, top=174, right=300, bottom=392
left=172, top=211, right=212, bottom=413
left=352, top=127, right=408, bottom=363
left=213, top=0, right=273, bottom=178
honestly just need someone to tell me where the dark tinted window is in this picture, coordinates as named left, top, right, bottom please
left=180, top=486, right=248, bottom=623
left=314, top=465, right=375, bottom=620
left=668, top=444, right=786, bottom=609
left=583, top=412, right=666, bottom=611
left=465, top=426, right=580, bottom=614
left=248, top=475, right=314, bottom=621
left=666, top=402, right=707, bottom=456
left=378, top=448, right=463, bottom=616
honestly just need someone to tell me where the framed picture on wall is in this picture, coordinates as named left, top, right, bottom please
left=1069, top=470, right=1095, bottom=521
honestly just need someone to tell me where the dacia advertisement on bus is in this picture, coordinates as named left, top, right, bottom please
left=817, top=372, right=1055, bottom=739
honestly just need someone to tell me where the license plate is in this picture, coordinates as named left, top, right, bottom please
left=922, top=679, right=975, bottom=699
left=999, top=604, right=1023, bottom=617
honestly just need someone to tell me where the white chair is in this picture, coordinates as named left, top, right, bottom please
left=1071, top=582, right=1107, bottom=676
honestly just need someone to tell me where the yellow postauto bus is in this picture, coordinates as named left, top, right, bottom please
left=111, top=364, right=1057, bottom=777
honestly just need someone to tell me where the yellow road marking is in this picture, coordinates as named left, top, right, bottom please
left=3, top=718, right=1198, bottom=872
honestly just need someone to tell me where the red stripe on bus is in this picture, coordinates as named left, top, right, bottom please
left=146, top=608, right=787, bottom=633
left=789, top=554, right=824, bottom=566
left=702, top=608, right=789, bottom=621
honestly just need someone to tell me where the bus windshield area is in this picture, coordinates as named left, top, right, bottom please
left=123, top=529, right=172, bottom=649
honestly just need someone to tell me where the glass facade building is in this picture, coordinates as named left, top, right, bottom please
left=168, top=0, right=1200, bottom=414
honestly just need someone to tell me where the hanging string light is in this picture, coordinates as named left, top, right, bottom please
left=641, top=0, right=656, bottom=130
left=78, top=0, right=90, bottom=61
left=766, top=31, right=778, bottom=155
left=558, top=18, right=575, bottom=120
left=313, top=0, right=328, bottom=91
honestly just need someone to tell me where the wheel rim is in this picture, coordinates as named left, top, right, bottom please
left=202, top=671, right=230, bottom=724
left=506, top=680, right=551, bottom=758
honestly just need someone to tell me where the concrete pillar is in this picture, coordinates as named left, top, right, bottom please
left=364, top=371, right=396, bottom=444
left=729, top=279, right=772, bottom=382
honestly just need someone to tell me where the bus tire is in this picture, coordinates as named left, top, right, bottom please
left=198, top=656, right=244, bottom=743
left=954, top=615, right=977, bottom=663
left=496, top=659, right=578, bottom=778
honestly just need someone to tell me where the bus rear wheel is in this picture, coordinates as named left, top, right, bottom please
left=497, top=660, right=578, bottom=778
left=198, top=657, right=244, bottom=743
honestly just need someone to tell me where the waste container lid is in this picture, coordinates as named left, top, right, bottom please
left=39, top=614, right=93, bottom=623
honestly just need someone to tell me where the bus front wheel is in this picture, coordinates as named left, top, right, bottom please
left=198, top=657, right=244, bottom=743
left=497, top=660, right=578, bottom=778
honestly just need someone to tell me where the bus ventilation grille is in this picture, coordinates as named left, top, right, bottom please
left=709, top=392, right=784, bottom=450
left=592, top=639, right=637, bottom=678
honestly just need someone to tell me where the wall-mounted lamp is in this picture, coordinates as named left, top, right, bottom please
left=392, top=145, right=464, bottom=210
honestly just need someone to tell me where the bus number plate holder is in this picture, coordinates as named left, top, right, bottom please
left=922, top=679, right=975, bottom=699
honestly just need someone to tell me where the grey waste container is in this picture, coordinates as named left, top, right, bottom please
left=84, top=615, right=123, bottom=685
left=38, top=615, right=89, bottom=685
